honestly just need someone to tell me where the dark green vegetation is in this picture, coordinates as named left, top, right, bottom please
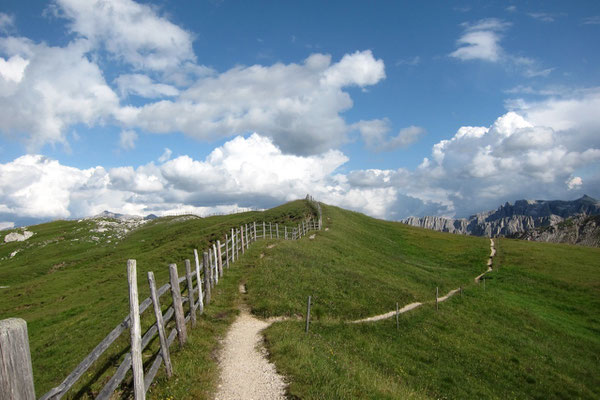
left=0, top=200, right=314, bottom=398
left=252, top=205, right=600, bottom=399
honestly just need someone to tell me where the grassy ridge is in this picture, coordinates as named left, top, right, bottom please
left=0, top=200, right=313, bottom=397
left=253, top=206, right=600, bottom=399
left=246, top=204, right=490, bottom=320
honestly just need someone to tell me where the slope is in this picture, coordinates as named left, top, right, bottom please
left=243, top=204, right=600, bottom=399
left=0, top=200, right=314, bottom=397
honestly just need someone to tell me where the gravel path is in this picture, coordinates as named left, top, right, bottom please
left=215, top=284, right=287, bottom=400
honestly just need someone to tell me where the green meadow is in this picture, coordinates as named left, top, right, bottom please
left=1, top=200, right=598, bottom=399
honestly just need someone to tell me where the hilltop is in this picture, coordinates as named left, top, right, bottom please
left=403, top=195, right=600, bottom=245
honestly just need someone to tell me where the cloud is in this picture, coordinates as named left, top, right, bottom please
left=450, top=18, right=509, bottom=62
left=119, top=129, right=137, bottom=150
left=1, top=103, right=599, bottom=226
left=528, top=13, right=556, bottom=22
left=119, top=51, right=386, bottom=155
left=582, top=16, right=600, bottom=25
left=566, top=176, right=582, bottom=190
left=354, top=119, right=425, bottom=152
left=158, top=148, right=172, bottom=163
left=115, top=74, right=179, bottom=98
left=396, top=56, right=421, bottom=66
left=0, top=13, right=15, bottom=34
left=0, top=221, right=15, bottom=230
left=53, top=0, right=195, bottom=71
left=450, top=18, right=553, bottom=78
left=0, top=37, right=119, bottom=151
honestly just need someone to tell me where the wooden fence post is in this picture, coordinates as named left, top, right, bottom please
left=212, top=244, right=219, bottom=285
left=147, top=271, right=173, bottom=378
left=217, top=240, right=223, bottom=278
left=269, top=222, right=272, bottom=239
left=246, top=224, right=250, bottom=249
left=276, top=223, right=279, bottom=239
left=0, top=318, right=36, bottom=400
left=305, top=296, right=311, bottom=333
left=263, top=221, right=266, bottom=239
left=231, top=228, right=236, bottom=263
left=169, top=263, right=187, bottom=346
left=203, top=252, right=211, bottom=304
left=253, top=222, right=257, bottom=242
left=194, top=249, right=204, bottom=314
left=185, top=260, right=196, bottom=327
left=240, top=226, right=245, bottom=254
left=285, top=226, right=287, bottom=240
left=127, top=260, right=145, bottom=400
left=436, top=287, right=439, bottom=311
left=225, top=234, right=230, bottom=268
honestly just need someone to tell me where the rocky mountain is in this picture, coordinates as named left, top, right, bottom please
left=402, top=195, right=600, bottom=244
left=510, top=214, right=600, bottom=247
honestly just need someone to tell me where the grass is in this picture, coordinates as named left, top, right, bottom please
left=249, top=205, right=600, bottom=399
left=3, top=199, right=599, bottom=399
left=0, top=199, right=314, bottom=398
left=245, top=204, right=490, bottom=320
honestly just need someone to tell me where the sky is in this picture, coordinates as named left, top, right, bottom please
left=0, top=0, right=599, bottom=228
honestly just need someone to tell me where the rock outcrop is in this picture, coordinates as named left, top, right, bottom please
left=402, top=195, right=600, bottom=245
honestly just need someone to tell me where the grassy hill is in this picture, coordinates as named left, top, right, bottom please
left=0, top=200, right=315, bottom=398
left=247, top=204, right=600, bottom=399
left=2, top=200, right=599, bottom=399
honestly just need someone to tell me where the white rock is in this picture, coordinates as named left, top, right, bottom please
left=4, top=231, right=34, bottom=243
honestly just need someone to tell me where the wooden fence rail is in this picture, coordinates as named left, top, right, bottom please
left=1, top=207, right=322, bottom=400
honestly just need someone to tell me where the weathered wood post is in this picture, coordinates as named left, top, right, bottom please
left=217, top=240, right=223, bottom=278
left=0, top=318, right=36, bottom=400
left=246, top=224, right=250, bottom=249
left=396, top=302, right=399, bottom=331
left=147, top=271, right=173, bottom=378
left=212, top=244, right=219, bottom=284
left=169, top=263, right=187, bottom=347
left=231, top=228, right=236, bottom=263
left=203, top=252, right=211, bottom=304
left=269, top=222, right=272, bottom=239
left=236, top=228, right=240, bottom=258
left=225, top=234, right=230, bottom=268
left=185, top=260, right=196, bottom=327
left=253, top=222, right=257, bottom=242
left=240, top=225, right=245, bottom=254
left=276, top=223, right=279, bottom=239
left=305, top=296, right=311, bottom=333
left=285, top=226, right=288, bottom=240
left=127, top=260, right=145, bottom=400
left=263, top=221, right=266, bottom=239
left=194, top=249, right=204, bottom=314
left=436, top=287, right=439, bottom=311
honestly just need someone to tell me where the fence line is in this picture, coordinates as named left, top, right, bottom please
left=3, top=204, right=322, bottom=400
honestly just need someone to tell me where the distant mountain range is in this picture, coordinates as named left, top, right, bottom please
left=403, top=195, right=600, bottom=246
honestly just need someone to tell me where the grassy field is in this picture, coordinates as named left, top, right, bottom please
left=0, top=200, right=315, bottom=398
left=3, top=199, right=599, bottom=399
left=248, top=205, right=600, bottom=399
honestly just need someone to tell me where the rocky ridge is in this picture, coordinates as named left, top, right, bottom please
left=402, top=195, right=600, bottom=246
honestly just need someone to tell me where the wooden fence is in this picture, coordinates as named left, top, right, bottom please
left=1, top=212, right=322, bottom=400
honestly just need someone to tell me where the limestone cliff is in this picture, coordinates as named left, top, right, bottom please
left=402, top=195, right=600, bottom=246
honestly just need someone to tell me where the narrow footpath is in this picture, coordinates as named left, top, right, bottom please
left=352, top=238, right=496, bottom=323
left=215, top=287, right=287, bottom=400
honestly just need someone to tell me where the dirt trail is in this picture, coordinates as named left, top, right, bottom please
left=352, top=238, right=496, bottom=323
left=215, top=287, right=286, bottom=400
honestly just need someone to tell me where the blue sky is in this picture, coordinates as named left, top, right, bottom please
left=0, top=0, right=599, bottom=228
